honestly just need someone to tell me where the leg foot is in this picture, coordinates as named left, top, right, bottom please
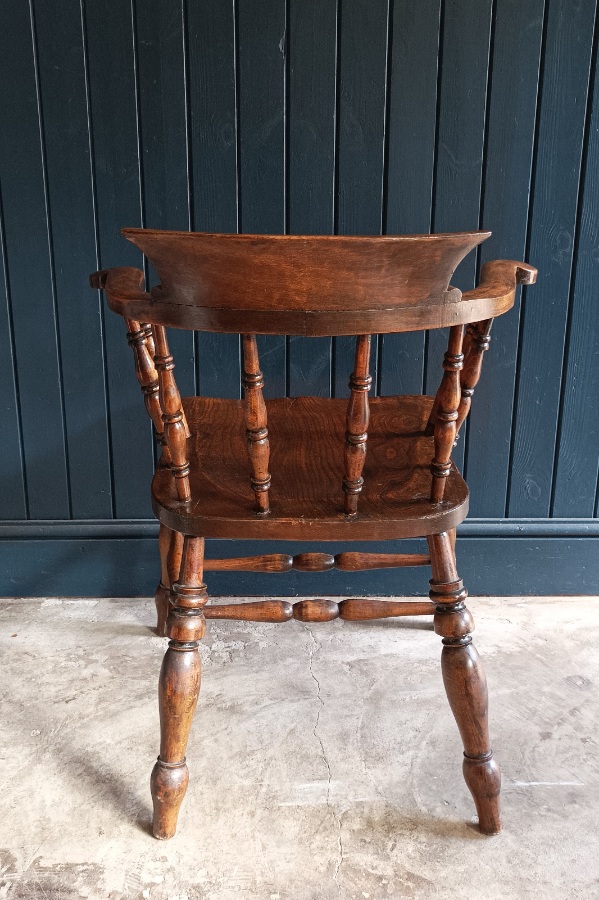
left=463, top=754, right=501, bottom=835
left=151, top=759, right=190, bottom=840
left=428, top=532, right=501, bottom=835
left=441, top=640, right=501, bottom=834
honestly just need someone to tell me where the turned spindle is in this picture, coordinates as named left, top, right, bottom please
left=203, top=554, right=294, bottom=573
left=142, top=322, right=156, bottom=357
left=455, top=319, right=493, bottom=434
left=155, top=523, right=171, bottom=637
left=242, top=334, right=271, bottom=515
left=202, top=597, right=435, bottom=623
left=199, top=551, right=431, bottom=574
left=334, top=551, right=430, bottom=570
left=343, top=334, right=372, bottom=516
left=152, top=325, right=191, bottom=502
left=430, top=326, right=464, bottom=503
left=125, top=318, right=164, bottom=447
left=151, top=535, right=207, bottom=840
left=428, top=532, right=501, bottom=834
left=204, top=600, right=294, bottom=622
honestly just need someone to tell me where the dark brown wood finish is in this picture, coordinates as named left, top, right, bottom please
left=152, top=325, right=191, bottom=502
left=430, top=325, right=465, bottom=502
left=155, top=523, right=171, bottom=637
left=155, top=525, right=184, bottom=638
left=201, top=597, right=435, bottom=621
left=428, top=531, right=501, bottom=834
left=343, top=335, right=372, bottom=515
left=91, top=229, right=536, bottom=841
left=91, top=256, right=537, bottom=337
left=151, top=396, right=470, bottom=540
left=242, top=334, right=271, bottom=514
left=125, top=318, right=164, bottom=444
left=456, top=319, right=493, bottom=434
left=151, top=535, right=207, bottom=840
left=123, top=229, right=490, bottom=314
left=334, top=551, right=430, bottom=569
left=201, top=551, right=430, bottom=572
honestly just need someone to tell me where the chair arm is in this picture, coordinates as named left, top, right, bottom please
left=90, top=267, right=150, bottom=318
left=461, top=259, right=537, bottom=305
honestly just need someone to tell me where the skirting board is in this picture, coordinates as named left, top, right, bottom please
left=0, top=519, right=598, bottom=597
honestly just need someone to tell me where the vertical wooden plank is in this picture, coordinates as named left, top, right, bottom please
left=0, top=197, right=27, bottom=519
left=379, top=0, right=441, bottom=397
left=334, top=0, right=389, bottom=398
left=427, top=0, right=493, bottom=471
left=508, top=0, right=596, bottom=517
left=237, top=0, right=286, bottom=397
left=552, top=49, right=599, bottom=517
left=32, top=0, right=113, bottom=519
left=287, top=0, right=337, bottom=397
left=186, top=0, right=241, bottom=399
left=465, top=0, right=544, bottom=515
left=84, top=0, right=154, bottom=518
left=134, top=0, right=195, bottom=399
left=0, top=0, right=70, bottom=519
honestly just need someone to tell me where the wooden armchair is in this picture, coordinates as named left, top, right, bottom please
left=91, top=229, right=536, bottom=840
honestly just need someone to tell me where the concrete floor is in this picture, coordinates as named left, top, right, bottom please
left=1, top=596, right=598, bottom=900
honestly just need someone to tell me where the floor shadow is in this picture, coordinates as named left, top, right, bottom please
left=360, top=806, right=489, bottom=841
left=344, top=616, right=434, bottom=632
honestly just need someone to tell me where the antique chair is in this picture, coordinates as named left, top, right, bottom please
left=90, top=229, right=536, bottom=840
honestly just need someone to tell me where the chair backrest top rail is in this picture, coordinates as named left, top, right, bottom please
left=122, top=227, right=488, bottom=313
left=93, top=230, right=535, bottom=337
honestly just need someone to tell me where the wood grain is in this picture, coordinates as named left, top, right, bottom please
left=202, top=552, right=430, bottom=572
left=343, top=335, right=372, bottom=515
left=152, top=325, right=190, bottom=502
left=242, top=334, right=271, bottom=514
left=84, top=0, right=155, bottom=519
left=465, top=0, right=544, bottom=517
left=508, top=0, right=596, bottom=518
left=94, top=257, right=534, bottom=338
left=152, top=535, right=207, bottom=839
left=428, top=530, right=501, bottom=834
left=151, top=395, right=470, bottom=541
left=553, top=47, right=599, bottom=517
left=122, top=229, right=488, bottom=312
left=456, top=319, right=493, bottom=434
left=430, top=325, right=464, bottom=502
left=204, top=600, right=293, bottom=622
left=202, top=597, right=435, bottom=622
left=125, top=318, right=164, bottom=445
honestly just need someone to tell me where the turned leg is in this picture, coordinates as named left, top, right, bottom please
left=155, top=524, right=170, bottom=636
left=427, top=531, right=501, bottom=834
left=151, top=535, right=207, bottom=839
left=448, top=527, right=456, bottom=555
left=155, top=524, right=183, bottom=637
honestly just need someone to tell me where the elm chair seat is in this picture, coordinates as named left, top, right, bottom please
left=90, top=227, right=536, bottom=841
left=152, top=395, right=469, bottom=541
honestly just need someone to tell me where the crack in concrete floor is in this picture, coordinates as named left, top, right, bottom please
left=306, top=625, right=344, bottom=896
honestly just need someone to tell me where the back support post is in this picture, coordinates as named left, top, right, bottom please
left=152, top=325, right=191, bottom=502
left=242, top=334, right=271, bottom=515
left=430, top=325, right=464, bottom=503
left=343, top=334, right=372, bottom=516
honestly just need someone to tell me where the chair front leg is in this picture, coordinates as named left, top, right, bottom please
left=427, top=531, right=501, bottom=834
left=155, top=524, right=183, bottom=637
left=151, top=535, right=207, bottom=839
